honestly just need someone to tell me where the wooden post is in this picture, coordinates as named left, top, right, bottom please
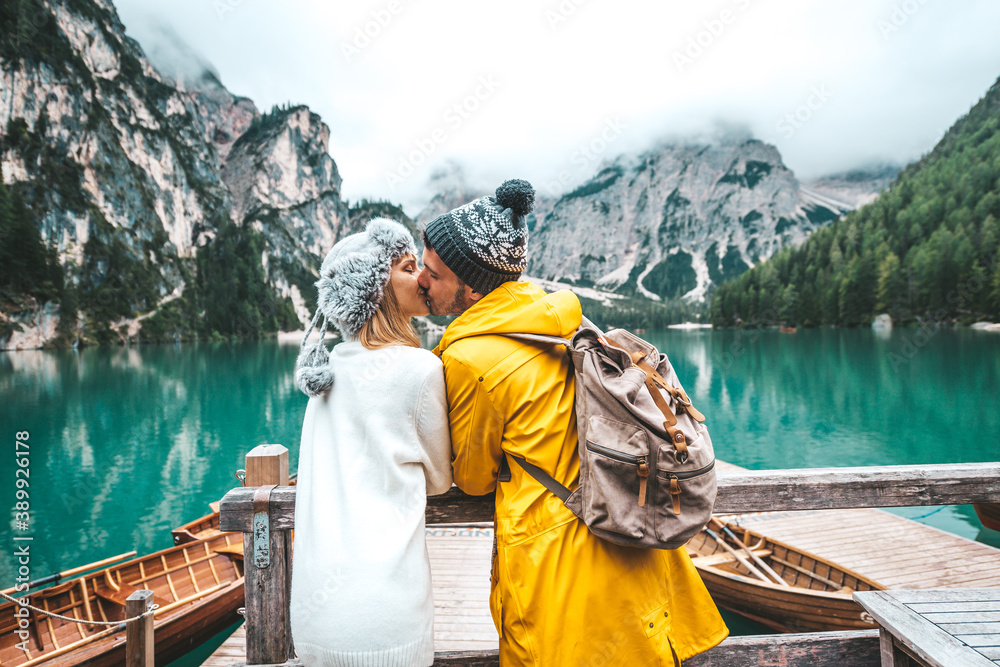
left=245, top=445, right=289, bottom=487
left=242, top=445, right=295, bottom=666
left=125, top=590, right=154, bottom=667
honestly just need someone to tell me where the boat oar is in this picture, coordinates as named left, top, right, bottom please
left=703, top=527, right=773, bottom=584
left=1, top=550, right=138, bottom=596
left=711, top=518, right=790, bottom=587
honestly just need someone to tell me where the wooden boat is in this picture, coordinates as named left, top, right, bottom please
left=173, top=478, right=297, bottom=546
left=172, top=502, right=224, bottom=545
left=0, top=531, right=245, bottom=667
left=780, top=326, right=798, bottom=333
left=974, top=503, right=1000, bottom=531
left=686, top=521, right=884, bottom=633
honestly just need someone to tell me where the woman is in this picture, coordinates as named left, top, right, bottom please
left=290, top=218, right=453, bottom=667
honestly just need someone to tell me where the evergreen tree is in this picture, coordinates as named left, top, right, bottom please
left=992, top=242, right=1000, bottom=313
left=0, top=178, right=12, bottom=288
left=876, top=252, right=904, bottom=314
left=8, top=189, right=47, bottom=293
left=712, top=74, right=1000, bottom=326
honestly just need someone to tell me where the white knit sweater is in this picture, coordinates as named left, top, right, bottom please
left=290, top=342, right=453, bottom=667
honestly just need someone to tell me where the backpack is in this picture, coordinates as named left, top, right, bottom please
left=498, top=318, right=716, bottom=550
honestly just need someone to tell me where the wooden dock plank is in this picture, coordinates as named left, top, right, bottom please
left=855, top=589, right=999, bottom=667
left=201, top=525, right=497, bottom=666
left=207, top=459, right=1000, bottom=666
left=733, top=508, right=1000, bottom=591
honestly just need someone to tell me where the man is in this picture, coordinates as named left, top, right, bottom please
left=418, top=179, right=728, bottom=665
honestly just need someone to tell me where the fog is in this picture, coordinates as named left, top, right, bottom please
left=114, top=0, right=1000, bottom=213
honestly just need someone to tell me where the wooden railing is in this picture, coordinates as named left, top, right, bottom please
left=219, top=448, right=1000, bottom=667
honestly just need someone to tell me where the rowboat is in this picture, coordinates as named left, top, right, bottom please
left=0, top=531, right=245, bottom=667
left=172, top=502, right=224, bottom=545
left=686, top=520, right=884, bottom=633
left=173, top=478, right=296, bottom=546
left=974, top=503, right=1000, bottom=532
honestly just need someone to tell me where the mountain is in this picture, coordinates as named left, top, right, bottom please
left=528, top=139, right=864, bottom=303
left=803, top=163, right=900, bottom=210
left=710, top=76, right=1000, bottom=328
left=0, top=0, right=360, bottom=349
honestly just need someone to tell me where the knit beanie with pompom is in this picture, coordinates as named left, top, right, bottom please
left=295, top=217, right=416, bottom=397
left=423, top=179, right=535, bottom=294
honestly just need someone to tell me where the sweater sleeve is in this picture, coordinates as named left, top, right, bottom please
left=415, top=362, right=455, bottom=496
left=443, top=356, right=504, bottom=497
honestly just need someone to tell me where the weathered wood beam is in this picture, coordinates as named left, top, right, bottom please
left=124, top=590, right=154, bottom=667
left=685, top=630, right=879, bottom=666
left=220, top=462, right=1000, bottom=530
left=432, top=649, right=499, bottom=665
left=428, top=631, right=880, bottom=666
left=713, top=462, right=1000, bottom=514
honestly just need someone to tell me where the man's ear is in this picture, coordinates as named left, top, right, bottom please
left=468, top=287, right=484, bottom=303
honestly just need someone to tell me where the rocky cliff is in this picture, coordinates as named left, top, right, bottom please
left=528, top=140, right=888, bottom=303
left=0, top=0, right=351, bottom=348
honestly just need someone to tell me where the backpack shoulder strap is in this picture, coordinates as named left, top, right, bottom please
left=494, top=332, right=572, bottom=347
left=505, top=454, right=572, bottom=502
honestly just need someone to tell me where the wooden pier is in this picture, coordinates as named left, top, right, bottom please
left=202, top=525, right=497, bottom=667
left=731, top=508, right=1000, bottom=590
left=205, top=453, right=1000, bottom=666
left=855, top=588, right=1000, bottom=666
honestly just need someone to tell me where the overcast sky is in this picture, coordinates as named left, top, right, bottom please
left=113, top=0, right=1000, bottom=214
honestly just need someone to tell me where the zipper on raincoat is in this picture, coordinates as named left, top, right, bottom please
left=662, top=459, right=716, bottom=515
left=586, top=441, right=650, bottom=507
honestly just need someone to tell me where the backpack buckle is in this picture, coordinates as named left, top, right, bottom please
left=498, top=454, right=511, bottom=482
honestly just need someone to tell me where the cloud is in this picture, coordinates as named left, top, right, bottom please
left=112, top=0, right=1000, bottom=214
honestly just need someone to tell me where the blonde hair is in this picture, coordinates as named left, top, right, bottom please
left=358, top=260, right=421, bottom=350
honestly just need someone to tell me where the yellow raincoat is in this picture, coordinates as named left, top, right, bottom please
left=434, top=281, right=728, bottom=666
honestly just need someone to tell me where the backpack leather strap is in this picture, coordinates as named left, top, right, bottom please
left=603, top=340, right=686, bottom=447
left=505, top=454, right=573, bottom=503
left=636, top=361, right=689, bottom=460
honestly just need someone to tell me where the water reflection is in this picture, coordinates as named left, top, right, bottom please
left=0, top=330, right=997, bottom=584
left=646, top=328, right=1000, bottom=469
left=0, top=341, right=308, bottom=581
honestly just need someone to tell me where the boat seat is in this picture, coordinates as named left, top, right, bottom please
left=95, top=581, right=142, bottom=606
left=691, top=549, right=772, bottom=567
left=212, top=543, right=244, bottom=559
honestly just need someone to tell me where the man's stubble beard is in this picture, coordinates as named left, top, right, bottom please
left=427, top=284, right=474, bottom=317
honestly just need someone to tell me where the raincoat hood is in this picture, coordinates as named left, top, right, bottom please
left=433, top=281, right=581, bottom=356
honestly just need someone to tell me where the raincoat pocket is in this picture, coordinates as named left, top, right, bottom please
left=583, top=416, right=650, bottom=539
left=641, top=600, right=673, bottom=639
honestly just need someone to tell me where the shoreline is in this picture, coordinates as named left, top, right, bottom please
left=276, top=329, right=338, bottom=344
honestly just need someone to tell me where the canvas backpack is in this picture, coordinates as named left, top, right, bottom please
left=498, top=319, right=717, bottom=550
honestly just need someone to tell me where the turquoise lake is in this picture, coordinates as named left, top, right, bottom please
left=1, top=327, right=999, bottom=643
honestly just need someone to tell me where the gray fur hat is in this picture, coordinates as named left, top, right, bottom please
left=295, top=217, right=417, bottom=396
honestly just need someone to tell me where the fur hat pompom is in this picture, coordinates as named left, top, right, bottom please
left=295, top=309, right=334, bottom=396
left=295, top=340, right=335, bottom=397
